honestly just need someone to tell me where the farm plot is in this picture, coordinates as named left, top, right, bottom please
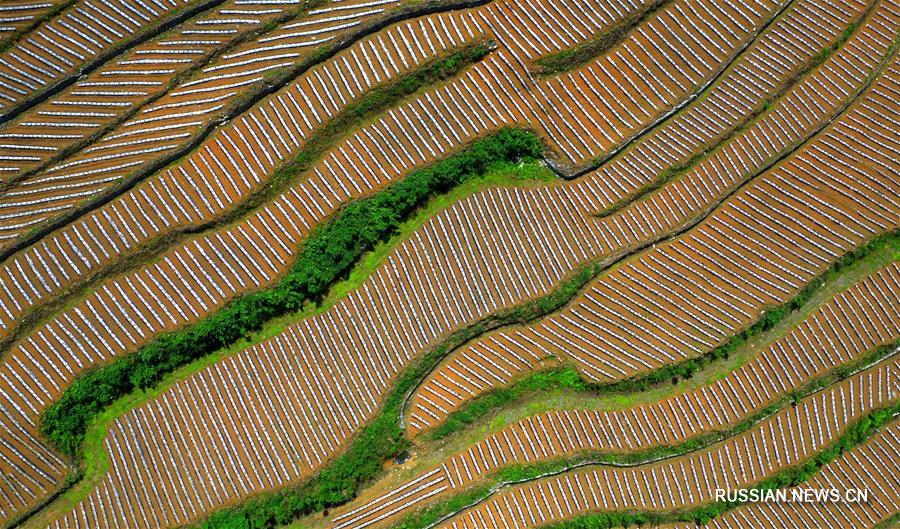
left=530, top=95, right=895, bottom=389
left=593, top=0, right=900, bottom=250
left=659, top=425, right=899, bottom=529
left=0, top=0, right=403, bottom=236
left=0, top=0, right=301, bottom=179
left=33, top=62, right=900, bottom=528
left=405, top=51, right=900, bottom=432
left=431, top=361, right=898, bottom=529
left=546, top=0, right=886, bottom=216
left=439, top=412, right=900, bottom=529
left=0, top=0, right=194, bottom=108
left=466, top=0, right=785, bottom=170
left=0, top=2, right=885, bottom=520
left=0, top=1, right=63, bottom=40
left=0, top=0, right=781, bottom=339
left=521, top=0, right=786, bottom=168
left=334, top=264, right=899, bottom=529
left=0, top=412, right=67, bottom=525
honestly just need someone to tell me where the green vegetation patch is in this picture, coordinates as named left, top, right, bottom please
left=430, top=367, right=586, bottom=439
left=40, top=128, right=544, bottom=458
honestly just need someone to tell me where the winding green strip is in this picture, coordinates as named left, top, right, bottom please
left=428, top=231, right=899, bottom=440
left=40, top=128, right=544, bottom=458
left=396, top=404, right=899, bottom=529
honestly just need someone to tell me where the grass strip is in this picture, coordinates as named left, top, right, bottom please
left=395, top=404, right=899, bottom=529
left=426, top=231, right=899, bottom=440
left=875, top=513, right=900, bottom=529
left=39, top=128, right=544, bottom=458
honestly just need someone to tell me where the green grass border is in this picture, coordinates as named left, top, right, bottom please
left=394, top=404, right=899, bottom=529
left=426, top=232, right=899, bottom=440
left=533, top=0, right=669, bottom=76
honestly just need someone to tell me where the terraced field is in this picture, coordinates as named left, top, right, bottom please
left=0, top=0, right=894, bottom=528
left=337, top=264, right=899, bottom=529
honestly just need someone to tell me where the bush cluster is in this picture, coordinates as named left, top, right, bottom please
left=41, top=129, right=543, bottom=458
left=431, top=367, right=587, bottom=440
